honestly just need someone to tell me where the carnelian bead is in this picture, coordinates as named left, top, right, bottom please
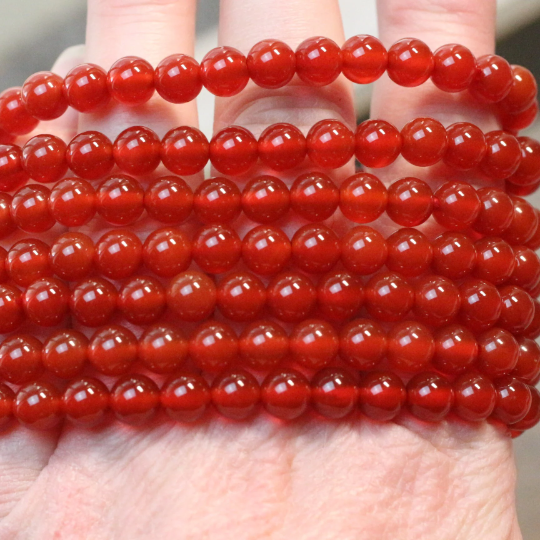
left=387, top=177, right=433, bottom=227
left=341, top=225, right=387, bottom=275
left=386, top=228, right=433, bottom=277
left=0, top=383, right=14, bottom=429
left=339, top=172, right=387, bottom=224
left=342, top=34, right=387, bottom=84
left=94, top=229, right=142, bottom=280
left=49, top=178, right=96, bottom=227
left=354, top=120, right=401, bottom=168
left=505, top=180, right=540, bottom=196
left=527, top=210, right=540, bottom=250
left=0, top=284, right=23, bottom=333
left=42, top=329, right=88, bottom=379
left=110, top=374, right=160, bottom=425
left=311, top=367, right=358, bottom=419
left=498, top=285, right=535, bottom=334
left=510, top=247, right=540, bottom=291
left=239, top=320, right=289, bottom=370
left=23, top=277, right=69, bottom=327
left=192, top=224, right=241, bottom=274
left=262, top=369, right=310, bottom=420
left=492, top=376, right=532, bottom=425
left=0, top=145, right=28, bottom=192
left=14, top=382, right=61, bottom=430
left=96, top=175, right=145, bottom=225
left=138, top=324, right=188, bottom=374
left=433, top=324, right=477, bottom=375
left=200, top=46, right=248, bottom=97
left=88, top=325, right=137, bottom=376
left=242, top=175, right=289, bottom=223
left=359, top=371, right=406, bottom=421
left=500, top=65, right=537, bottom=113
left=118, top=276, right=166, bottom=325
left=0, top=247, right=6, bottom=282
left=63, top=64, right=110, bottom=112
left=453, top=372, right=496, bottom=421
left=444, top=122, right=487, bottom=170
left=258, top=123, right=306, bottom=171
left=107, top=56, right=154, bottom=105
left=512, top=338, right=540, bottom=384
left=0, top=193, right=14, bottom=239
left=267, top=271, right=316, bottom=323
left=113, top=126, right=161, bottom=176
left=431, top=44, right=476, bottom=92
left=317, top=270, right=364, bottom=322
left=307, top=120, right=354, bottom=169
left=241, top=225, right=291, bottom=275
left=480, top=131, right=521, bottom=180
left=414, top=275, right=460, bottom=327
left=62, top=377, right=109, bottom=426
left=142, top=227, right=191, bottom=278
left=473, top=237, right=515, bottom=284
left=511, top=387, right=540, bottom=431
left=49, top=232, right=94, bottom=281
left=0, top=334, right=43, bottom=384
left=470, top=54, right=513, bottom=103
left=296, top=36, right=341, bottom=86
left=7, top=239, right=51, bottom=286
left=524, top=300, right=540, bottom=339
left=401, top=117, right=447, bottom=167
left=473, top=188, right=514, bottom=236
left=154, top=54, right=202, bottom=103
left=145, top=176, right=193, bottom=224
left=365, top=271, right=414, bottom=322
left=387, top=321, right=434, bottom=373
left=22, top=71, right=67, bottom=120
left=161, top=126, right=209, bottom=176
left=433, top=181, right=481, bottom=230
left=290, top=319, right=339, bottom=370
left=166, top=271, right=216, bottom=321
left=291, top=223, right=340, bottom=274
left=210, top=126, right=258, bottom=175
left=340, top=318, right=386, bottom=370
left=387, top=38, right=433, bottom=87
left=216, top=272, right=266, bottom=322
left=509, top=137, right=540, bottom=186
left=502, top=196, right=538, bottom=245
left=407, top=372, right=454, bottom=422
left=460, top=279, right=502, bottom=332
left=290, top=172, right=339, bottom=221
left=500, top=100, right=538, bottom=133
left=11, top=184, right=55, bottom=233
left=21, top=135, right=67, bottom=184
left=193, top=177, right=240, bottom=224
left=212, top=368, right=260, bottom=420
left=70, top=278, right=118, bottom=327
left=477, top=327, right=519, bottom=377
left=247, top=40, right=296, bottom=89
left=0, top=88, right=39, bottom=135
left=162, top=373, right=210, bottom=423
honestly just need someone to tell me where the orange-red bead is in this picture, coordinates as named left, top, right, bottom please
left=49, top=232, right=94, bottom=282
left=94, top=229, right=142, bottom=280
left=145, top=176, right=193, bottom=224
left=290, top=172, right=339, bottom=222
left=354, top=120, right=401, bottom=168
left=247, top=40, right=296, bottom=89
left=341, top=226, right=387, bottom=275
left=339, top=173, right=387, bottom=224
left=477, top=327, right=519, bottom=377
left=387, top=38, right=433, bottom=87
left=307, top=119, right=354, bottom=169
left=23, top=277, right=69, bottom=327
left=22, top=135, right=67, bottom=184
left=432, top=232, right=476, bottom=279
left=216, top=271, right=266, bottom=322
left=401, top=117, right=447, bottom=167
left=365, top=271, right=414, bottom=322
left=96, top=174, right=145, bottom=226
left=161, top=126, right=209, bottom=176
left=113, top=126, right=161, bottom=176
left=0, top=334, right=43, bottom=384
left=192, top=224, right=241, bottom=274
left=431, top=44, right=476, bottom=92
left=432, top=324, right=477, bottom=375
left=453, top=372, right=496, bottom=421
left=296, top=36, right=342, bottom=86
left=433, top=181, right=481, bottom=230
left=359, top=371, right=406, bottom=421
left=62, top=377, right=109, bottom=426
left=70, top=277, right=118, bottom=327
left=340, top=318, right=387, bottom=370
left=239, top=320, right=289, bottom=371
left=166, top=271, right=215, bottom=322
left=88, top=325, right=137, bottom=376
left=65, top=131, right=114, bottom=180
left=387, top=177, right=433, bottom=227
left=212, top=368, right=260, bottom=420
left=241, top=175, right=289, bottom=223
left=258, top=123, right=306, bottom=171
left=342, top=35, right=387, bottom=84
left=387, top=321, right=434, bottom=373
left=291, top=223, right=340, bottom=274
left=49, top=178, right=96, bottom=227
left=414, top=274, right=460, bottom=327
left=317, top=270, right=364, bottom=322
left=63, top=64, right=110, bottom=112
left=193, top=177, right=241, bottom=224
left=261, top=369, right=310, bottom=420
left=200, top=47, right=249, bottom=97
left=407, top=372, right=453, bottom=422
left=311, top=367, right=358, bottom=419
left=15, top=381, right=61, bottom=430
left=241, top=225, right=291, bottom=275
left=110, top=374, right=160, bottom=425
left=107, top=57, right=154, bottom=105
left=42, top=329, right=88, bottom=379
left=210, top=126, right=258, bottom=175
left=138, top=324, right=188, bottom=374
left=161, top=373, right=210, bottom=423
left=267, top=271, right=316, bottom=322
left=154, top=54, right=202, bottom=104
left=386, top=228, right=433, bottom=277
left=118, top=276, right=166, bottom=325
left=289, top=319, right=339, bottom=369
left=142, top=227, right=191, bottom=278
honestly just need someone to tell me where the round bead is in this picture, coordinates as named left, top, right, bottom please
left=210, top=126, right=258, bottom=176
left=339, top=172, right=387, bottom=224
left=317, top=270, right=364, bottom=322
left=62, top=377, right=109, bottom=426
left=0, top=383, right=14, bottom=428
left=23, top=277, right=69, bottom=327
left=7, top=239, right=51, bottom=286
left=88, top=325, right=137, bottom=376
left=258, top=123, right=306, bottom=171
left=110, top=374, right=160, bottom=425
left=0, top=193, right=14, bottom=239
left=247, top=40, right=296, bottom=89
left=513, top=338, right=540, bottom=384
left=96, top=174, right=145, bottom=226
left=0, top=88, right=39, bottom=135
left=138, top=324, right=188, bottom=374
left=498, top=285, right=535, bottom=334
left=527, top=210, right=540, bottom=250
left=267, top=271, right=316, bottom=322
left=387, top=177, right=433, bottom=227
left=22, top=71, right=68, bottom=120
left=107, top=56, right=154, bottom=105
left=386, top=228, right=433, bottom=277
left=154, top=54, right=202, bottom=103
left=95, top=230, right=141, bottom=281
left=508, top=136, right=540, bottom=186
left=469, top=54, right=513, bottom=103
left=161, top=126, right=209, bottom=176
left=306, top=119, right=354, bottom=169
left=341, top=225, right=387, bottom=275
left=49, top=232, right=94, bottom=281
left=63, top=63, right=110, bottom=112
left=401, top=117, right=447, bottom=167
left=340, top=318, right=387, bottom=370
left=431, top=44, right=476, bottom=92
left=296, top=36, right=341, bottom=86
left=433, top=324, right=477, bottom=375
left=414, top=274, right=460, bottom=327
left=473, top=237, right=515, bottom=284
left=291, top=223, right=340, bottom=274
left=239, top=320, right=289, bottom=371
left=365, top=271, right=414, bottom=322
left=145, top=176, right=193, bottom=224
left=477, top=327, right=519, bottom=377
left=524, top=300, right=540, bottom=339
left=0, top=145, right=28, bottom=192
left=341, top=34, right=387, bottom=84
left=0, top=284, right=23, bottom=333
left=192, top=224, right=241, bottom=274
left=407, top=372, right=454, bottom=422
left=359, top=371, right=406, bottom=421
left=21, top=135, right=67, bottom=184
left=460, top=279, right=502, bottom=332
left=500, top=65, right=537, bottom=113
left=387, top=321, right=434, bottom=373
left=500, top=100, right=539, bottom=133
left=49, top=178, right=96, bottom=227
left=509, top=387, right=540, bottom=431
left=200, top=46, right=248, bottom=97
left=261, top=369, right=310, bottom=420
left=142, top=227, right=191, bottom=278
left=118, top=276, right=166, bottom=325
left=113, top=126, right=161, bottom=176
left=289, top=319, right=339, bottom=370
left=70, top=277, right=117, bottom=327
left=193, top=177, right=241, bottom=224
left=480, top=131, right=521, bottom=180
left=11, top=184, right=55, bottom=233
left=453, top=372, right=496, bottom=421
left=510, top=247, right=540, bottom=292
left=311, top=368, right=358, bottom=419
left=0, top=334, right=43, bottom=384
left=166, top=271, right=216, bottom=321
left=14, top=382, right=61, bottom=430
left=216, top=271, right=266, bottom=322
left=212, top=368, right=260, bottom=420
left=354, top=120, right=401, bottom=168
left=241, top=225, right=291, bottom=275
left=42, top=329, right=88, bottom=379
left=241, top=175, right=289, bottom=223
left=433, top=181, right=481, bottom=230
left=502, top=196, right=538, bottom=245
left=443, top=122, right=487, bottom=170
left=290, top=172, right=339, bottom=221
left=161, top=373, right=210, bottom=423
left=492, top=376, right=532, bottom=425
left=0, top=247, right=6, bottom=282
left=387, top=38, right=433, bottom=87
left=473, top=188, right=514, bottom=236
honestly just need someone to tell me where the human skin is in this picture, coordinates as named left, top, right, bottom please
left=0, top=0, right=523, bottom=538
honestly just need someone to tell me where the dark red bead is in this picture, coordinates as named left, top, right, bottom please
left=0, top=145, right=29, bottom=192
left=492, top=376, right=532, bottom=425
left=192, top=224, right=241, bottom=274
left=96, top=174, right=145, bottom=225
left=212, top=368, right=260, bottom=420
left=311, top=368, right=357, bottom=419
left=63, top=64, right=110, bottom=112
left=401, top=117, right=447, bottom=167
left=200, top=47, right=248, bottom=97
left=387, top=177, right=433, bottom=227
left=354, top=120, right=401, bottom=168
left=433, top=181, right=481, bottom=230
left=166, top=271, right=216, bottom=322
left=477, top=327, right=519, bottom=377
left=306, top=119, right=354, bottom=169
left=138, top=324, right=188, bottom=374
left=473, top=237, right=515, bottom=284
left=241, top=225, right=291, bottom=275
left=242, top=175, right=289, bottom=223
left=7, top=239, right=51, bottom=286
left=498, top=285, right=535, bottom=334
left=523, top=300, right=540, bottom=339
left=145, top=176, right=193, bottom=224
left=359, top=371, right=406, bottom=421
left=500, top=100, right=538, bottom=133
left=113, top=126, right=161, bottom=176
left=444, top=122, right=487, bottom=170
left=509, top=387, right=540, bottom=431
left=210, top=126, right=257, bottom=175
left=21, top=135, right=68, bottom=184
left=161, top=126, right=209, bottom=176
left=480, top=131, right=521, bottom=180
left=23, top=277, right=69, bottom=327
left=22, top=71, right=68, bottom=120
left=0, top=383, right=14, bottom=428
left=341, top=34, right=387, bottom=84
left=386, top=228, right=432, bottom=277
left=216, top=271, right=266, bottom=322
left=509, top=136, right=540, bottom=186
left=431, top=44, right=476, bottom=92
left=510, top=247, right=540, bottom=292
left=453, top=372, right=496, bottom=421
left=473, top=188, right=514, bottom=236
left=339, top=172, right=387, bottom=224
left=11, top=184, right=55, bottom=233
left=0, top=193, right=14, bottom=239
left=365, top=271, right=414, bottom=322
left=258, top=123, right=306, bottom=171
left=88, top=325, right=137, bottom=376
left=110, top=374, right=160, bottom=425
left=291, top=223, right=340, bottom=274
left=118, top=276, right=166, bottom=325
left=107, top=56, right=154, bottom=105
left=49, top=178, right=96, bottom=227
left=94, top=229, right=142, bottom=280
left=142, top=227, right=191, bottom=278
left=62, top=377, right=109, bottom=426
left=527, top=210, right=540, bottom=250
left=42, top=329, right=88, bottom=379
left=70, top=277, right=118, bottom=327
left=341, top=225, right=387, bottom=275
left=290, top=172, right=339, bottom=221
left=340, top=318, right=387, bottom=370
left=502, top=196, right=538, bottom=245
left=0, top=247, right=6, bottom=282
left=414, top=274, right=460, bottom=327
left=460, top=278, right=502, bottom=332
left=295, top=36, right=342, bottom=86
left=15, top=382, right=61, bottom=430
left=247, top=40, right=296, bottom=89
left=239, top=320, right=289, bottom=371
left=0, top=88, right=39, bottom=135
left=49, top=232, right=94, bottom=281
left=470, top=54, right=513, bottom=103
left=317, top=270, right=364, bottom=322
left=387, top=38, right=433, bottom=87
left=387, top=321, right=434, bottom=373
left=407, top=372, right=454, bottom=422
left=161, top=373, right=210, bottom=423
left=0, top=334, right=43, bottom=384
left=267, top=271, right=316, bottom=322
left=261, top=369, right=310, bottom=420
left=433, top=324, right=477, bottom=375
left=500, top=65, right=537, bottom=114
left=290, top=319, right=339, bottom=369
left=193, top=177, right=241, bottom=224
left=154, top=54, right=202, bottom=103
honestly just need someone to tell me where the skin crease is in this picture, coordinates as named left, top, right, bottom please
left=0, top=0, right=524, bottom=538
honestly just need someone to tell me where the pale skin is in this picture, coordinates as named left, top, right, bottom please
left=0, top=0, right=524, bottom=538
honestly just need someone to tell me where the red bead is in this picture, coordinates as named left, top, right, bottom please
left=290, top=172, right=338, bottom=221
left=138, top=324, right=188, bottom=374
left=473, top=237, right=515, bottom=284
left=509, top=387, right=540, bottom=431
left=161, top=373, right=210, bottom=423
left=500, top=65, right=537, bottom=114
left=88, top=325, right=137, bottom=376
left=407, top=372, right=454, bottom=422
left=433, top=324, right=477, bottom=375
left=311, top=367, right=358, bottom=419
left=258, top=123, right=306, bottom=171
left=70, top=277, right=117, bottom=327
left=505, top=179, right=540, bottom=196
left=49, top=232, right=94, bottom=281
left=498, top=285, right=535, bottom=334
left=527, top=210, right=540, bottom=250
left=0, top=247, right=6, bottom=282
left=200, top=46, right=248, bottom=97
left=0, top=284, right=23, bottom=333
left=242, top=175, right=289, bottom=223
left=510, top=247, right=540, bottom=291
left=161, top=126, right=209, bottom=176
left=166, top=271, right=216, bottom=321
left=239, top=320, right=289, bottom=370
left=359, top=371, right=406, bottom=421
left=62, top=377, right=109, bottom=426
left=210, top=126, right=257, bottom=175
left=414, top=274, right=460, bottom=327
left=387, top=38, right=433, bottom=87
left=512, top=338, right=540, bottom=384
left=0, top=193, right=14, bottom=239
left=49, top=178, right=96, bottom=227
left=365, top=271, right=414, bottom=322
left=0, top=145, right=28, bottom=192
left=502, top=196, right=538, bottom=245
left=291, top=223, right=340, bottom=274
left=341, top=34, right=387, bottom=84
left=317, top=270, right=364, bottom=322
left=492, top=376, right=532, bottom=425
left=42, top=329, right=88, bottom=379
left=247, top=40, right=296, bottom=89
left=7, top=239, right=51, bottom=286
left=154, top=54, right=202, bottom=103
left=96, top=174, right=145, bottom=225
left=503, top=101, right=539, bottom=135
left=145, top=176, right=193, bottom=224
left=212, top=368, right=260, bottom=420
left=11, top=185, right=55, bottom=233
left=477, top=327, right=519, bottom=377
left=340, top=318, right=386, bottom=370
left=460, top=278, right=502, bottom=332
left=21, top=135, right=67, bottom=184
left=15, top=382, right=61, bottom=430
left=341, top=225, right=387, bottom=275
left=480, top=131, right=521, bottom=180
left=261, top=369, right=310, bottom=420
left=290, top=319, right=339, bottom=369
left=387, top=321, right=434, bottom=373
left=267, top=271, right=316, bottom=323
left=470, top=54, right=513, bottom=103
left=523, top=299, right=540, bottom=339
left=113, top=126, right=161, bottom=176
left=63, top=63, right=110, bottom=112
left=142, top=227, right=191, bottom=278
left=241, top=225, right=291, bottom=275
left=0, top=88, right=39, bottom=135
left=107, top=56, right=154, bottom=105
left=339, top=172, right=387, bottom=224
left=110, top=374, right=160, bottom=425
left=193, top=177, right=240, bottom=224
left=453, top=372, right=496, bottom=421
left=473, top=188, right=514, bottom=236
left=354, top=120, right=401, bottom=168
left=295, top=36, right=341, bottom=86
left=0, top=334, right=43, bottom=384
left=0, top=383, right=14, bottom=428
left=401, top=117, right=448, bottom=167
left=444, top=122, right=487, bottom=170
left=94, top=229, right=142, bottom=280
left=431, top=44, right=476, bottom=92
left=23, top=277, right=69, bottom=327
left=433, top=181, right=481, bottom=230
left=216, top=271, right=266, bottom=322
left=192, top=224, right=241, bottom=274
left=386, top=228, right=433, bottom=277
left=509, top=136, right=540, bottom=186
left=118, top=276, right=166, bottom=325
left=22, top=71, right=67, bottom=120
left=306, top=119, right=354, bottom=169
left=387, top=177, right=433, bottom=227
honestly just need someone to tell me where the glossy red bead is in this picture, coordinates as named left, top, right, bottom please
left=94, top=229, right=142, bottom=280
left=241, top=225, right=291, bottom=275
left=359, top=371, right=406, bottom=421
left=118, top=276, right=166, bottom=325
left=443, top=122, right=487, bottom=170
left=341, top=34, right=387, bottom=84
left=161, top=126, right=209, bottom=176
left=386, top=228, right=433, bottom=277
left=113, top=126, right=161, bottom=176
left=49, top=178, right=96, bottom=227
left=509, top=136, right=540, bottom=186
left=11, top=184, right=55, bottom=233
left=142, top=227, right=191, bottom=278
left=242, top=175, right=289, bottom=223
left=96, top=174, right=145, bottom=225
left=0, top=383, right=14, bottom=428
left=0, top=145, right=28, bottom=192
left=500, top=100, right=538, bottom=133
left=306, top=119, right=354, bottom=169
left=49, top=232, right=94, bottom=281
left=433, top=181, right=481, bottom=230
left=317, top=270, right=364, bottom=322
left=502, top=196, right=538, bottom=245
left=295, top=36, right=341, bottom=86
left=70, top=277, right=117, bottom=327
left=23, top=277, right=69, bottom=327
left=290, top=172, right=338, bottom=222
left=470, top=54, right=513, bottom=103
left=88, top=325, right=137, bottom=376
left=62, top=377, right=109, bottom=426
left=247, top=40, right=296, bottom=89
left=431, top=44, right=476, bottom=92
left=258, top=123, right=306, bottom=171
left=138, top=324, right=188, bottom=374
left=473, top=188, right=514, bottom=236
left=154, top=54, right=202, bottom=103
left=145, top=176, right=193, bottom=224
left=459, top=278, right=502, bottom=332
left=500, top=65, right=537, bottom=113
left=210, top=126, right=257, bottom=175
left=401, top=117, right=448, bottom=167
left=510, top=247, right=540, bottom=291
left=453, top=372, right=496, bottom=421
left=0, top=334, right=43, bottom=384
left=261, top=369, right=310, bottom=420
left=473, top=237, right=515, bottom=284
left=200, top=46, right=248, bottom=97
left=341, top=225, right=387, bottom=275
left=0, top=284, right=24, bottom=333
left=107, top=57, right=154, bottom=105
left=311, top=367, right=358, bottom=419
left=498, top=285, right=535, bottom=334
left=365, top=271, right=414, bottom=322
left=161, top=373, right=210, bottom=423
left=0, top=193, right=14, bottom=239
left=110, top=374, right=160, bottom=425
left=433, top=324, right=477, bottom=375
left=0, top=88, right=39, bottom=135
left=211, top=368, right=260, bottom=420
left=21, top=135, right=67, bottom=184
left=339, top=172, right=387, bottom=224
left=387, top=321, right=434, bottom=373
left=290, top=319, right=339, bottom=369
left=414, top=274, right=460, bottom=327
left=22, top=71, right=67, bottom=120
left=387, top=177, right=433, bottom=227
left=192, top=224, right=241, bottom=274
left=216, top=271, right=266, bottom=322
left=339, top=318, right=386, bottom=370
left=0, top=247, right=6, bottom=282
left=523, top=300, right=540, bottom=339
left=42, top=329, right=88, bottom=379
left=291, top=223, right=340, bottom=274
left=354, top=119, right=401, bottom=168
left=477, top=327, right=519, bottom=377
left=387, top=38, right=433, bottom=87
left=7, top=239, right=51, bottom=286
left=239, top=320, right=289, bottom=371
left=527, top=210, right=540, bottom=250
left=15, top=382, right=61, bottom=430
left=267, top=271, right=316, bottom=323
left=480, top=131, right=521, bottom=180
left=510, top=387, right=540, bottom=431
left=166, top=271, right=216, bottom=321
left=407, top=372, right=454, bottom=422
left=193, top=177, right=240, bottom=224
left=63, top=63, right=110, bottom=112
left=492, top=376, right=532, bottom=425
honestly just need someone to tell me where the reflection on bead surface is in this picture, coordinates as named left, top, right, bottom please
left=258, top=123, right=306, bottom=171
left=480, top=131, right=521, bottom=180
left=509, top=136, right=540, bottom=186
left=161, top=126, right=209, bottom=176
left=113, top=126, right=161, bottom=176
left=142, top=227, right=191, bottom=278
left=212, top=368, right=260, bottom=420
left=510, top=387, right=540, bottom=431
left=470, top=54, right=513, bottom=103
left=267, top=271, right=316, bottom=322
left=0, top=193, right=15, bottom=239
left=0, top=334, right=43, bottom=384
left=296, top=36, right=341, bottom=86
left=340, top=318, right=387, bottom=370
left=21, top=135, right=67, bottom=184
left=459, top=279, right=502, bottom=332
left=107, top=57, right=154, bottom=105
left=290, top=319, right=339, bottom=369
left=166, top=271, right=215, bottom=321
left=193, top=177, right=241, bottom=224
left=261, top=369, right=310, bottom=420
left=145, top=176, right=193, bottom=224
left=354, top=120, right=401, bottom=168
left=0, top=384, right=14, bottom=429
left=49, top=178, right=96, bottom=227
left=502, top=196, right=538, bottom=245
left=291, top=224, right=340, bottom=274
left=154, top=54, right=202, bottom=104
left=386, top=228, right=433, bottom=277
left=359, top=371, right=406, bottom=421
left=162, top=373, right=211, bottom=422
left=340, top=173, right=387, bottom=224
left=62, top=377, right=109, bottom=426
left=66, top=131, right=114, bottom=180
left=342, top=35, right=387, bottom=84
left=341, top=226, right=387, bottom=275
left=433, top=181, right=481, bottom=230
left=512, top=338, right=540, bottom=384
left=407, top=372, right=453, bottom=422
left=50, top=232, right=94, bottom=282
left=433, top=324, right=477, bottom=375
left=7, top=239, right=51, bottom=286
left=513, top=246, right=540, bottom=291
left=110, top=374, right=160, bottom=425
left=88, top=325, right=137, bottom=376
left=0, top=284, right=23, bottom=333
left=473, top=188, right=514, bottom=236
left=118, top=276, right=166, bottom=325
left=242, top=225, right=291, bottom=275
left=291, top=172, right=339, bottom=222
left=247, top=40, right=296, bottom=89
left=498, top=285, right=535, bottom=334
left=307, top=120, right=354, bottom=169
left=401, top=117, right=447, bottom=167
left=189, top=320, right=238, bottom=372
left=96, top=175, right=145, bottom=226
left=216, top=272, right=266, bottom=322
left=317, top=270, right=364, bottom=322
left=387, top=38, right=433, bottom=87
left=193, top=224, right=241, bottom=274
left=444, top=122, right=487, bottom=170
left=414, top=275, right=460, bottom=327
left=63, top=64, right=110, bottom=112
left=0, top=87, right=38, bottom=135
left=43, top=329, right=88, bottom=379
left=501, top=66, right=537, bottom=113
left=453, top=372, right=496, bottom=421
left=492, top=376, right=532, bottom=424
left=0, top=145, right=28, bottom=192
left=387, top=321, right=434, bottom=373
left=365, top=271, right=414, bottom=322
left=70, top=278, right=118, bottom=327
left=95, top=229, right=142, bottom=280
left=242, top=175, right=289, bottom=223
left=23, top=277, right=69, bottom=327
left=432, top=233, right=476, bottom=279
left=432, top=44, right=476, bottom=92
left=473, top=237, right=515, bottom=284
left=200, top=47, right=249, bottom=97
left=312, top=367, right=357, bottom=419
left=210, top=126, right=258, bottom=176
left=138, top=324, right=188, bottom=374
left=387, top=177, right=433, bottom=227
left=15, top=381, right=61, bottom=430
left=239, top=320, right=289, bottom=370
left=477, top=327, right=519, bottom=377
left=12, top=185, right=55, bottom=233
